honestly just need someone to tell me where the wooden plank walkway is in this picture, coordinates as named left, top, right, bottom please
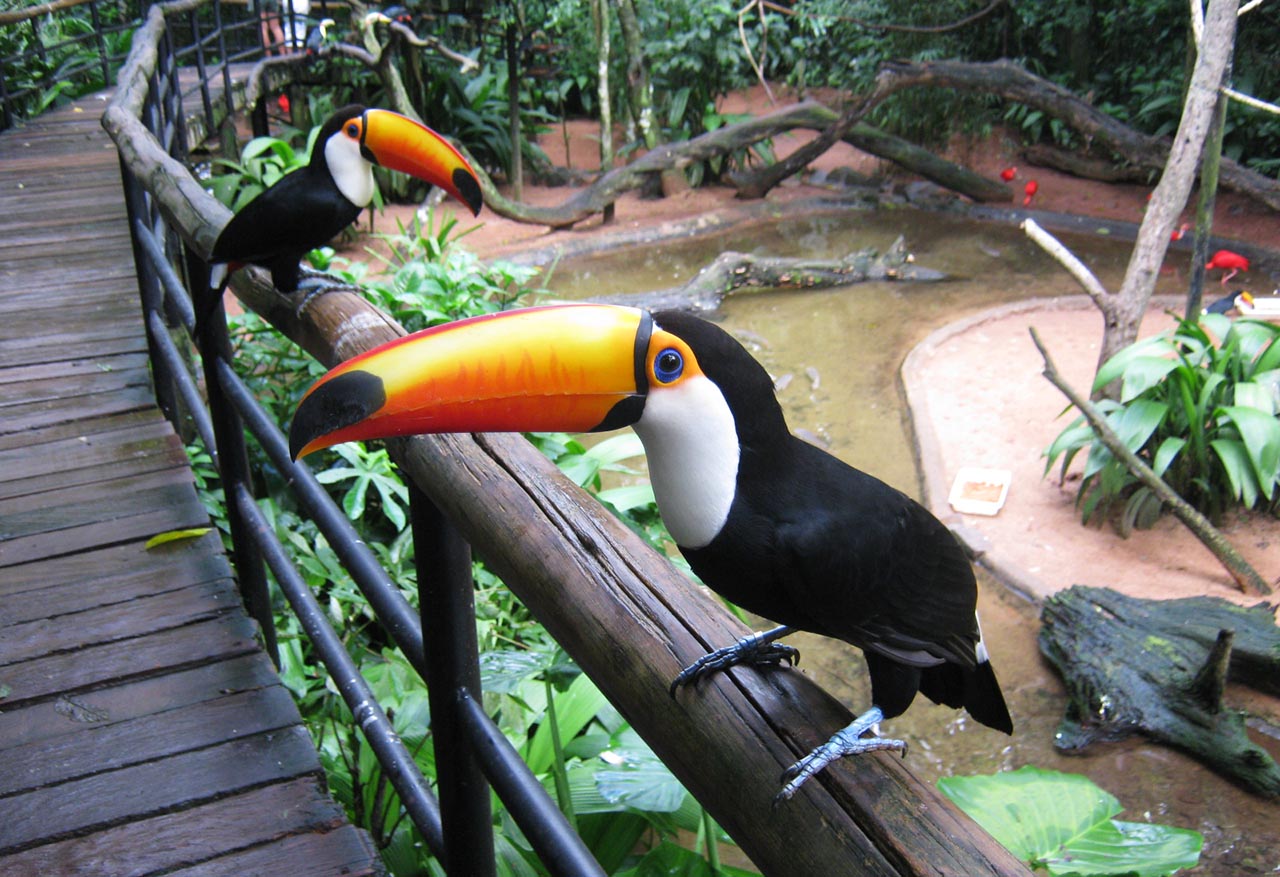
left=0, top=95, right=383, bottom=875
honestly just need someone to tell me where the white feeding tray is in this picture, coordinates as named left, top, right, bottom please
left=1236, top=293, right=1280, bottom=319
left=948, top=467, right=1012, bottom=516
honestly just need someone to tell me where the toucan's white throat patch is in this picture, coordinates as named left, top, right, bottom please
left=325, top=135, right=376, bottom=207
left=634, top=375, right=739, bottom=549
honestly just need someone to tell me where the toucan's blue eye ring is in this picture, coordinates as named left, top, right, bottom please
left=654, top=348, right=684, bottom=383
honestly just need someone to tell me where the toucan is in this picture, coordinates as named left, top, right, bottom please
left=287, top=304, right=1013, bottom=802
left=205, top=105, right=482, bottom=327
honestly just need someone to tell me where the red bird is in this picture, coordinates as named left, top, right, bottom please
left=1170, top=222, right=1190, bottom=241
left=277, top=93, right=291, bottom=115
left=1000, top=166, right=1017, bottom=182
left=1205, top=249, right=1250, bottom=284
left=1023, top=179, right=1038, bottom=206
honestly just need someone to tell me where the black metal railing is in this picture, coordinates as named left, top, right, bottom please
left=0, top=0, right=143, bottom=130
left=111, top=3, right=607, bottom=875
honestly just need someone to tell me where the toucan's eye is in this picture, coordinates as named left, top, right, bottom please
left=345, top=122, right=361, bottom=139
left=653, top=348, right=684, bottom=384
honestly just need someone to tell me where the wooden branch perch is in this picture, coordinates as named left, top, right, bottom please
left=1028, top=326, right=1271, bottom=596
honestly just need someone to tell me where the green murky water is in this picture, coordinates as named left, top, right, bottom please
left=545, top=208, right=1279, bottom=876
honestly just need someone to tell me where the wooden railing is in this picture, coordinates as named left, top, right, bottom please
left=101, top=2, right=1033, bottom=874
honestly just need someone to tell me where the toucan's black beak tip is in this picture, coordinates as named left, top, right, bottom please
left=454, top=168, right=483, bottom=216
left=288, top=369, right=388, bottom=460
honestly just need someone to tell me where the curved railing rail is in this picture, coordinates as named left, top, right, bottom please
left=101, top=3, right=1032, bottom=874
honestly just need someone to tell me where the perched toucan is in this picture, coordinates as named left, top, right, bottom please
left=288, top=304, right=1013, bottom=802
left=206, top=105, right=482, bottom=325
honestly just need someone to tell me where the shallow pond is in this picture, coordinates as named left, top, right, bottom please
left=545, top=208, right=1280, bottom=875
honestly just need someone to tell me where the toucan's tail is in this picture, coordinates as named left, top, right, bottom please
left=919, top=658, right=1013, bottom=734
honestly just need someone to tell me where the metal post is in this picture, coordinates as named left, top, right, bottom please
left=411, top=482, right=495, bottom=877
left=187, top=249, right=279, bottom=666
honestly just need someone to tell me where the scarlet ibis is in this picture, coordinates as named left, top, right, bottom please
left=1170, top=222, right=1190, bottom=241
left=288, top=304, right=1013, bottom=804
left=999, top=166, right=1017, bottom=182
left=208, top=105, right=481, bottom=324
left=1022, top=180, right=1038, bottom=206
left=276, top=93, right=290, bottom=115
left=1205, top=249, right=1250, bottom=285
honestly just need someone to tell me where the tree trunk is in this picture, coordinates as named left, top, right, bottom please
left=1102, top=0, right=1238, bottom=377
left=591, top=0, right=615, bottom=224
left=1040, top=586, right=1280, bottom=798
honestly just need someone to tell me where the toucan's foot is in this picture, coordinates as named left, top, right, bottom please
left=293, top=271, right=354, bottom=317
left=669, top=625, right=797, bottom=697
left=772, top=706, right=907, bottom=806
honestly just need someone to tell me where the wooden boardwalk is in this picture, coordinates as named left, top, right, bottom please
left=0, top=96, right=382, bottom=875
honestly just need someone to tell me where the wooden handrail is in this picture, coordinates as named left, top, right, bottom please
left=102, top=5, right=1032, bottom=873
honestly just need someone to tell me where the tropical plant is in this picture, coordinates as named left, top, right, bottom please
left=940, top=767, right=1203, bottom=876
left=203, top=129, right=317, bottom=210
left=1045, top=313, right=1280, bottom=528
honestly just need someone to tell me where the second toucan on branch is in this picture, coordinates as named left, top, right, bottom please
left=210, top=104, right=482, bottom=297
left=288, top=304, right=1013, bottom=803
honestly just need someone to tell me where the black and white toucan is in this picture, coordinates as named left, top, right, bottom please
left=287, top=304, right=1013, bottom=802
left=205, top=104, right=482, bottom=327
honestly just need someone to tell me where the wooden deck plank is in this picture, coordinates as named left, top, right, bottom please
left=0, top=652, right=274, bottom=751
left=0, top=364, right=152, bottom=408
left=0, top=490, right=211, bottom=566
left=0, top=611, right=261, bottom=708
left=0, top=383, right=155, bottom=435
left=165, top=825, right=383, bottom=877
left=0, top=529, right=226, bottom=594
left=0, top=405, right=166, bottom=452
left=0, top=533, right=229, bottom=617
left=0, top=683, right=301, bottom=796
left=0, top=351, right=149, bottom=385
left=0, top=778, right=363, bottom=877
left=0, top=726, right=324, bottom=855
left=1, top=576, right=237, bottom=666
left=0, top=463, right=193, bottom=515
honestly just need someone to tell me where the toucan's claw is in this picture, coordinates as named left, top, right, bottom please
left=669, top=626, right=798, bottom=697
left=771, top=706, right=907, bottom=806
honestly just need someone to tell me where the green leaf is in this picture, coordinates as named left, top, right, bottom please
left=597, top=483, right=657, bottom=512
left=594, top=740, right=687, bottom=813
left=1215, top=407, right=1280, bottom=499
left=1118, top=356, right=1178, bottom=403
left=615, top=841, right=714, bottom=877
left=1152, top=436, right=1185, bottom=477
left=144, top=528, right=212, bottom=549
left=1094, top=336, right=1175, bottom=391
left=524, top=673, right=608, bottom=774
left=939, top=768, right=1202, bottom=876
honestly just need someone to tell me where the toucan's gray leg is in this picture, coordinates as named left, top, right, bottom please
left=669, top=625, right=798, bottom=696
left=293, top=269, right=356, bottom=316
left=773, top=705, right=907, bottom=805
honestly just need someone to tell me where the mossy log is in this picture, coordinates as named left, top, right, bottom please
left=1039, top=585, right=1280, bottom=797
left=591, top=236, right=945, bottom=313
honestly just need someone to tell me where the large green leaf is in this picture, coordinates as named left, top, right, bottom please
left=1118, top=356, right=1179, bottom=403
left=523, top=673, right=608, bottom=774
left=1216, top=406, right=1280, bottom=499
left=939, top=767, right=1202, bottom=876
left=1211, top=438, right=1261, bottom=507
left=1094, top=336, right=1175, bottom=391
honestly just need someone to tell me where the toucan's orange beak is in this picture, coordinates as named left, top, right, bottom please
left=289, top=305, right=652, bottom=460
left=361, top=109, right=483, bottom=216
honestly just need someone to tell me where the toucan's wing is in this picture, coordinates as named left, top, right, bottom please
left=211, top=168, right=360, bottom=266
left=776, top=444, right=980, bottom=669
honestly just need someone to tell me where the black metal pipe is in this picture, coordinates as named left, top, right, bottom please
left=188, top=251, right=278, bottom=666
left=146, top=310, right=218, bottom=457
left=230, top=481, right=447, bottom=858
left=134, top=218, right=196, bottom=331
left=411, top=485, right=495, bottom=877
left=214, top=357, right=427, bottom=673
left=455, top=692, right=606, bottom=877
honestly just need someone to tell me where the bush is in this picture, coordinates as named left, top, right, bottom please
left=1045, top=313, right=1280, bottom=528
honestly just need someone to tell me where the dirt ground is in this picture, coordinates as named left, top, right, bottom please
left=372, top=86, right=1280, bottom=611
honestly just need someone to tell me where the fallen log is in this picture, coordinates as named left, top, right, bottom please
left=878, top=58, right=1280, bottom=213
left=591, top=236, right=945, bottom=312
left=1039, top=585, right=1280, bottom=798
